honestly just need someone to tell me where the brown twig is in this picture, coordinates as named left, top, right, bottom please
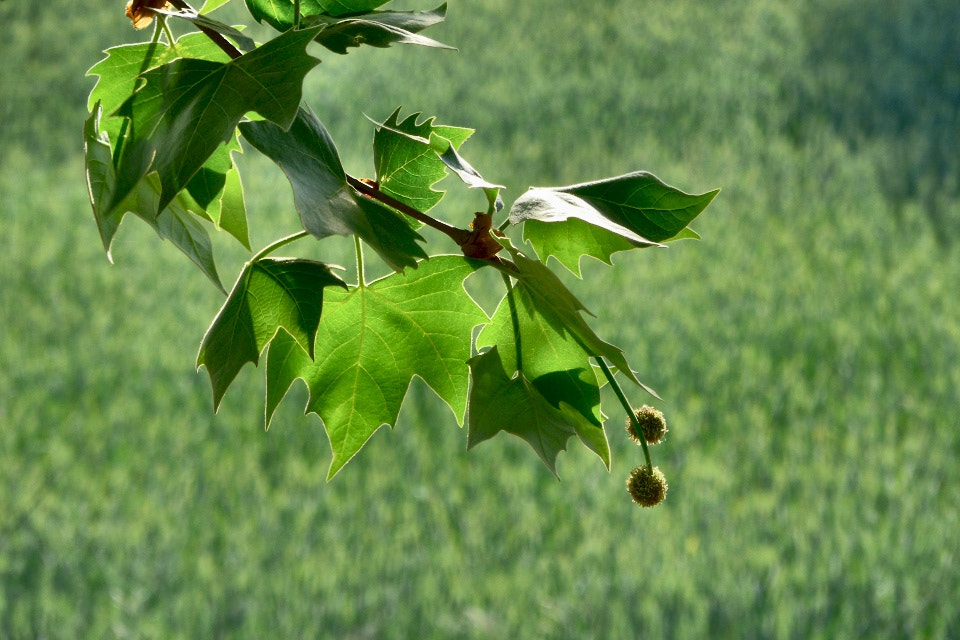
left=346, top=175, right=473, bottom=246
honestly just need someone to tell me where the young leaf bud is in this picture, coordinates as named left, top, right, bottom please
left=626, top=405, right=668, bottom=445
left=626, top=465, right=668, bottom=507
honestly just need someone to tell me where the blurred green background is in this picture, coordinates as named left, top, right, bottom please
left=2, top=0, right=959, bottom=637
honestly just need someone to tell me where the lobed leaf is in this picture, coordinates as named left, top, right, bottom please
left=245, top=0, right=389, bottom=25
left=309, top=5, right=451, bottom=54
left=244, top=0, right=449, bottom=53
left=477, top=281, right=610, bottom=467
left=197, top=258, right=348, bottom=410
left=467, top=348, right=600, bottom=478
left=85, top=105, right=227, bottom=289
left=107, top=25, right=323, bottom=223
left=510, top=172, right=718, bottom=276
left=240, top=107, right=427, bottom=272
left=153, top=7, right=257, bottom=53
left=86, top=33, right=232, bottom=115
left=264, top=256, right=488, bottom=479
left=372, top=108, right=473, bottom=213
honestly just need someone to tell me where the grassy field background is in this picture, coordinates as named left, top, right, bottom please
left=2, top=1, right=959, bottom=637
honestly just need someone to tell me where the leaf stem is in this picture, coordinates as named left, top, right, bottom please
left=354, top=236, right=365, bottom=287
left=501, top=273, right=523, bottom=371
left=595, top=357, right=653, bottom=469
left=160, top=16, right=177, bottom=50
left=294, top=0, right=302, bottom=28
left=250, top=230, right=310, bottom=263
left=346, top=175, right=471, bottom=246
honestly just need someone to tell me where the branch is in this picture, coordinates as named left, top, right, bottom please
left=345, top=175, right=471, bottom=246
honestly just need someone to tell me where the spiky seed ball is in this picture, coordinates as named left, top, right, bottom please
left=626, top=465, right=668, bottom=507
left=626, top=405, right=668, bottom=445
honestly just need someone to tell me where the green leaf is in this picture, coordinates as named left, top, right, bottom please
left=86, top=33, right=232, bottom=115
left=244, top=0, right=391, bottom=29
left=497, top=241, right=658, bottom=397
left=466, top=347, right=600, bottom=478
left=200, top=0, right=234, bottom=12
left=197, top=258, right=348, bottom=410
left=510, top=172, right=719, bottom=276
left=154, top=7, right=257, bottom=53
left=84, top=105, right=123, bottom=257
left=522, top=217, right=637, bottom=277
left=239, top=107, right=428, bottom=272
left=309, top=5, right=451, bottom=54
left=476, top=282, right=610, bottom=467
left=264, top=256, right=488, bottom=479
left=86, top=105, right=226, bottom=290
left=372, top=108, right=473, bottom=213
left=87, top=35, right=250, bottom=245
left=212, top=163, right=250, bottom=250
left=108, top=25, right=323, bottom=221
left=435, top=142, right=505, bottom=213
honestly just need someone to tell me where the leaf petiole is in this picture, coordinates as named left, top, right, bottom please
left=160, top=16, right=177, bottom=51
left=595, top=357, right=653, bottom=469
left=501, top=273, right=522, bottom=371
left=250, top=230, right=310, bottom=263
left=354, top=235, right=365, bottom=287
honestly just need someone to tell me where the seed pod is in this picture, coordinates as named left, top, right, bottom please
left=626, top=465, right=668, bottom=507
left=626, top=405, right=668, bottom=445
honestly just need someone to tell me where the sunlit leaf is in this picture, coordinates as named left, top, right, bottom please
left=85, top=105, right=226, bottom=289
left=467, top=347, right=600, bottom=478
left=309, top=5, right=451, bottom=54
left=264, top=256, right=488, bottom=479
left=372, top=108, right=473, bottom=213
left=197, top=258, right=347, bottom=409
left=477, top=280, right=610, bottom=467
left=510, top=172, right=718, bottom=276
left=108, top=25, right=323, bottom=221
left=240, top=107, right=428, bottom=271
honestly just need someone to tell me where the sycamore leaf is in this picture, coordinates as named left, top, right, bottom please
left=153, top=7, right=257, bottom=53
left=108, top=24, right=323, bottom=222
left=199, top=0, right=234, bottom=12
left=240, top=107, right=427, bottom=272
left=476, top=283, right=610, bottom=467
left=308, top=5, right=451, bottom=54
left=197, top=258, right=348, bottom=410
left=135, top=175, right=225, bottom=292
left=87, top=36, right=250, bottom=249
left=372, top=108, right=473, bottom=213
left=467, top=347, right=599, bottom=478
left=182, top=133, right=250, bottom=250
left=497, top=241, right=659, bottom=398
left=209, top=163, right=250, bottom=250
left=264, top=256, right=488, bottom=479
left=244, top=0, right=421, bottom=33
left=86, top=33, right=231, bottom=114
left=86, top=105, right=226, bottom=290
left=510, top=172, right=719, bottom=276
left=435, top=142, right=505, bottom=213
left=84, top=105, right=123, bottom=257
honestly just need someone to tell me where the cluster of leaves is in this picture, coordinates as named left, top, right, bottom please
left=84, top=0, right=717, bottom=485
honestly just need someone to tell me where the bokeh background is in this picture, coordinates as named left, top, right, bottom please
left=2, top=1, right=959, bottom=637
